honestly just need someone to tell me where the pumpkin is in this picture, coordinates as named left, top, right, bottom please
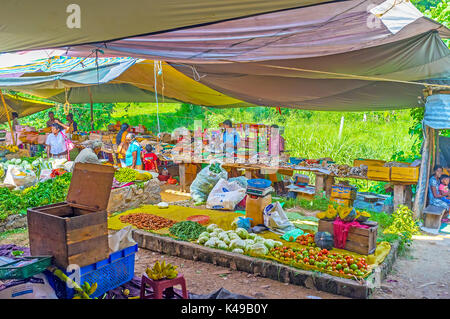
left=314, top=231, right=334, bottom=250
left=339, top=207, right=357, bottom=222
left=356, top=210, right=371, bottom=223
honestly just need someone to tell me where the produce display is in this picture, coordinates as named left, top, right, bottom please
left=268, top=246, right=370, bottom=278
left=169, top=221, right=207, bottom=241
left=318, top=205, right=371, bottom=224
left=294, top=233, right=316, bottom=246
left=196, top=224, right=283, bottom=256
left=119, top=213, right=177, bottom=230
left=114, top=168, right=138, bottom=183
left=0, top=173, right=72, bottom=220
left=114, top=168, right=152, bottom=183
left=145, top=260, right=178, bottom=280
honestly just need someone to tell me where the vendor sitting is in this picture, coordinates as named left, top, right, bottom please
left=429, top=165, right=450, bottom=222
left=74, top=140, right=103, bottom=165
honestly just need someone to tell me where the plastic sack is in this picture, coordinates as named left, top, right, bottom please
left=5, top=166, right=37, bottom=188
left=108, top=226, right=137, bottom=253
left=263, top=202, right=295, bottom=233
left=231, top=216, right=253, bottom=231
left=0, top=274, right=57, bottom=299
left=206, top=178, right=246, bottom=210
left=190, top=163, right=228, bottom=203
left=39, top=169, right=53, bottom=182
left=281, top=228, right=305, bottom=242
left=228, top=176, right=248, bottom=189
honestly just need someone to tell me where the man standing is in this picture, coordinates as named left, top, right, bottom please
left=222, top=119, right=240, bottom=159
left=46, top=111, right=60, bottom=127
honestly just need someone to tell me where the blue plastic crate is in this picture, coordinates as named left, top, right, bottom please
left=247, top=179, right=271, bottom=189
left=47, top=244, right=138, bottom=299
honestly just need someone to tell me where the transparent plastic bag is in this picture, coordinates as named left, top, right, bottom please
left=190, top=162, right=228, bottom=203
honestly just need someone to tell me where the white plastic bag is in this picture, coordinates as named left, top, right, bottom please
left=4, top=166, right=37, bottom=188
left=263, top=202, right=295, bottom=233
left=0, top=273, right=58, bottom=299
left=39, top=169, right=53, bottom=182
left=190, top=162, right=228, bottom=203
left=108, top=226, right=137, bottom=253
left=206, top=178, right=246, bottom=210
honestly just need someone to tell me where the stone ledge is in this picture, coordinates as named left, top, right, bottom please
left=0, top=214, right=27, bottom=233
left=132, top=229, right=375, bottom=299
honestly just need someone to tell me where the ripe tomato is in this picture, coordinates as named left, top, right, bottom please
left=303, top=257, right=309, bottom=263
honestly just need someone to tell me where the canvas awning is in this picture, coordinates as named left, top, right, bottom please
left=0, top=0, right=449, bottom=113
left=0, top=0, right=334, bottom=53
left=0, top=92, right=53, bottom=123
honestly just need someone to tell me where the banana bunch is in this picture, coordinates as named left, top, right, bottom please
left=73, top=281, right=98, bottom=299
left=0, top=145, right=19, bottom=153
left=145, top=260, right=178, bottom=280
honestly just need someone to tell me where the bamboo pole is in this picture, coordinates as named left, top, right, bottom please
left=413, top=126, right=430, bottom=219
left=87, top=87, right=94, bottom=131
left=0, top=90, right=15, bottom=145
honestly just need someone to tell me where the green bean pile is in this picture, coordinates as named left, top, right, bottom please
left=114, top=168, right=138, bottom=183
left=169, top=221, right=207, bottom=241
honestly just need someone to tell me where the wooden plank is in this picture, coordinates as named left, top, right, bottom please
left=179, top=163, right=186, bottom=192
left=66, top=223, right=108, bottom=244
left=66, top=211, right=107, bottom=231
left=68, top=244, right=110, bottom=268
left=67, top=234, right=109, bottom=256
left=27, top=209, right=68, bottom=267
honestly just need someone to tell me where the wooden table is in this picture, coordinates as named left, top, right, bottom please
left=177, top=161, right=415, bottom=210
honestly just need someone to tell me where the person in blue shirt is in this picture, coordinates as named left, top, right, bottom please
left=428, top=165, right=450, bottom=222
left=125, top=133, right=143, bottom=170
left=222, top=119, right=240, bottom=157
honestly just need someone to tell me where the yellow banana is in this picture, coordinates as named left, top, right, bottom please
left=89, top=283, right=98, bottom=295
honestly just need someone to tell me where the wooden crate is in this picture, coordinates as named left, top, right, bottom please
left=331, top=185, right=357, bottom=200
left=27, top=163, right=115, bottom=268
left=330, top=197, right=354, bottom=207
left=246, top=194, right=272, bottom=227
left=353, top=159, right=386, bottom=167
left=367, top=166, right=391, bottom=182
left=390, top=167, right=419, bottom=183
left=318, top=220, right=378, bottom=255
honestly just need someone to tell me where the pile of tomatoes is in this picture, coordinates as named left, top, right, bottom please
left=269, top=246, right=369, bottom=277
left=294, top=233, right=316, bottom=246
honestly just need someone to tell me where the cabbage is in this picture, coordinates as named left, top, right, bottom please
left=218, top=233, right=230, bottom=244
left=199, top=232, right=210, bottom=238
left=248, top=233, right=257, bottom=240
left=197, top=236, right=209, bottom=244
left=209, top=233, right=218, bottom=238
left=207, top=224, right=219, bottom=232
left=229, top=239, right=246, bottom=250
left=235, top=228, right=249, bottom=239
left=228, top=232, right=240, bottom=239
left=273, top=241, right=283, bottom=247
left=215, top=240, right=226, bottom=248
left=244, top=239, right=255, bottom=246
left=263, top=239, right=276, bottom=250
left=248, top=243, right=269, bottom=256
left=205, top=238, right=218, bottom=248
left=232, top=248, right=244, bottom=254
left=254, top=236, right=265, bottom=243
left=217, top=242, right=229, bottom=250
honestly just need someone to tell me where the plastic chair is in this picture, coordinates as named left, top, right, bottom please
left=140, top=273, right=188, bottom=299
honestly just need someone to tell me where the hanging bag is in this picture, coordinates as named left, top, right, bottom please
left=60, top=130, right=74, bottom=160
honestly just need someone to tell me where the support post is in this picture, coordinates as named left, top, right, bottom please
left=87, top=87, right=94, bottom=130
left=0, top=90, right=15, bottom=145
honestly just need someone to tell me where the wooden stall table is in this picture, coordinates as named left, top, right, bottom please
left=177, top=160, right=415, bottom=209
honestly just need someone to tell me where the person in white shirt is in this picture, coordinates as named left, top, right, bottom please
left=45, top=123, right=68, bottom=159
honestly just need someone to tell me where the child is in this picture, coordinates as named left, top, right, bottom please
left=439, top=174, right=450, bottom=205
left=143, top=144, right=159, bottom=172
